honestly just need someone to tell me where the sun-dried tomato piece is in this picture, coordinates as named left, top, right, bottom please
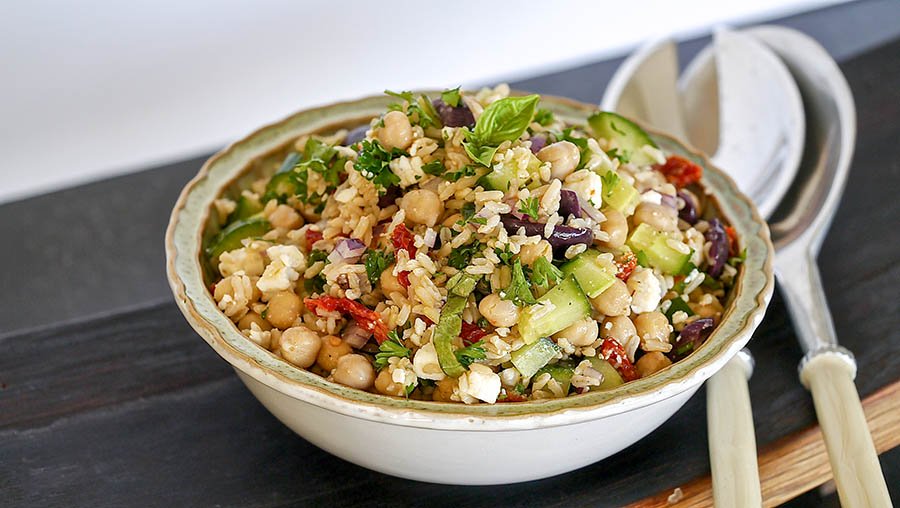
left=497, top=390, right=528, bottom=403
left=391, top=223, right=417, bottom=257
left=599, top=338, right=640, bottom=381
left=305, top=229, right=323, bottom=249
left=397, top=270, right=411, bottom=289
left=304, top=296, right=390, bottom=344
left=725, top=226, right=739, bottom=257
left=615, top=251, right=637, bottom=281
left=460, top=321, right=488, bottom=346
left=655, top=155, right=703, bottom=187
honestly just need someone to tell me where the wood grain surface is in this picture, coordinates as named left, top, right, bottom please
left=1, top=6, right=898, bottom=508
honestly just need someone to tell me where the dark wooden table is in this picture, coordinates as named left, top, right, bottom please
left=2, top=2, right=899, bottom=506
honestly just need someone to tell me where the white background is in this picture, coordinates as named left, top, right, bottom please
left=0, top=0, right=840, bottom=203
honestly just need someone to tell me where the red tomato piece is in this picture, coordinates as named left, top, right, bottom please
left=725, top=226, right=739, bottom=257
left=304, top=296, right=390, bottom=344
left=397, top=270, right=411, bottom=289
left=460, top=321, right=488, bottom=345
left=599, top=338, right=640, bottom=381
left=615, top=252, right=637, bottom=281
left=305, top=229, right=323, bottom=249
left=391, top=224, right=417, bottom=257
left=655, top=155, right=703, bottom=187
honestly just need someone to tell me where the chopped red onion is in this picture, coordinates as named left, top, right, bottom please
left=576, top=194, right=605, bottom=223
left=660, top=193, right=678, bottom=209
left=342, top=321, right=372, bottom=349
left=329, top=237, right=367, bottom=264
left=529, top=135, right=547, bottom=154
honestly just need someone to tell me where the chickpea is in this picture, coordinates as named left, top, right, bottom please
left=237, top=312, right=271, bottom=332
left=379, top=265, right=406, bottom=295
left=377, top=110, right=413, bottom=150
left=600, top=315, right=638, bottom=345
left=634, top=311, right=672, bottom=343
left=590, top=278, right=631, bottom=316
left=431, top=377, right=458, bottom=402
left=517, top=240, right=553, bottom=266
left=265, top=291, right=303, bottom=329
left=332, top=354, right=376, bottom=390
left=401, top=189, right=443, bottom=227
left=633, top=202, right=678, bottom=232
left=537, top=141, right=580, bottom=180
left=268, top=204, right=303, bottom=230
left=279, top=326, right=322, bottom=368
left=598, top=208, right=628, bottom=249
left=554, top=318, right=599, bottom=347
left=689, top=297, right=724, bottom=322
left=316, top=335, right=353, bottom=371
left=635, top=351, right=673, bottom=377
left=374, top=369, right=406, bottom=397
left=478, top=294, right=519, bottom=328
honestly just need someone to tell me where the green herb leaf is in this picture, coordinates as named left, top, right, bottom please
left=374, top=331, right=411, bottom=370
left=728, top=247, right=747, bottom=267
left=354, top=140, right=406, bottom=190
left=462, top=141, right=500, bottom=168
left=308, top=250, right=328, bottom=264
left=678, top=259, right=697, bottom=276
left=531, top=256, right=562, bottom=288
left=421, top=160, right=445, bottom=176
left=503, top=260, right=537, bottom=306
left=534, top=108, right=554, bottom=126
left=473, top=95, right=540, bottom=145
left=494, top=245, right=516, bottom=266
left=518, top=196, right=540, bottom=220
left=444, top=165, right=478, bottom=182
left=457, top=202, right=487, bottom=226
left=600, top=170, right=620, bottom=193
left=384, top=89, right=414, bottom=103
left=447, top=240, right=482, bottom=270
left=364, top=250, right=395, bottom=285
left=454, top=340, right=486, bottom=368
left=605, top=147, right=631, bottom=163
left=555, top=128, right=591, bottom=169
left=441, top=86, right=461, bottom=107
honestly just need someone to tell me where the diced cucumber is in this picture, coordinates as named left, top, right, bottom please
left=588, top=357, right=625, bottom=390
left=534, top=364, right=575, bottom=394
left=560, top=250, right=617, bottom=298
left=587, top=111, right=659, bottom=166
left=627, top=223, right=691, bottom=275
left=262, top=171, right=302, bottom=203
left=229, top=194, right=263, bottom=222
left=277, top=152, right=302, bottom=174
left=518, top=275, right=591, bottom=344
left=434, top=273, right=479, bottom=378
left=205, top=217, right=271, bottom=264
left=510, top=338, right=560, bottom=378
left=601, top=171, right=641, bottom=214
left=477, top=163, right=516, bottom=191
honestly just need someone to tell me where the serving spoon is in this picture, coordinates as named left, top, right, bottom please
left=602, top=28, right=805, bottom=506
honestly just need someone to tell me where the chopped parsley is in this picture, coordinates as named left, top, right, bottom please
left=493, top=245, right=516, bottom=266
left=421, top=160, right=445, bottom=176
left=364, top=250, right=395, bottom=285
left=664, top=296, right=694, bottom=323
left=304, top=274, right=326, bottom=294
left=534, top=108, right=554, bottom=126
left=354, top=139, right=406, bottom=191
left=531, top=256, right=562, bottom=288
left=503, top=260, right=537, bottom=306
left=262, top=138, right=343, bottom=205
left=308, top=249, right=328, bottom=264
left=518, top=196, right=540, bottom=220
left=454, top=340, right=486, bottom=368
left=444, top=165, right=478, bottom=182
left=441, top=86, right=461, bottom=107
left=457, top=202, right=487, bottom=226
left=374, top=331, right=411, bottom=370
left=605, top=147, right=631, bottom=163
left=384, top=90, right=439, bottom=128
left=555, top=128, right=590, bottom=169
left=447, top=240, right=482, bottom=270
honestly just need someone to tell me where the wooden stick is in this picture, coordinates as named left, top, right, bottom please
left=626, top=381, right=900, bottom=508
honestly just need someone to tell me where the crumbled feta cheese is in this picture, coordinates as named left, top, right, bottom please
left=628, top=267, right=663, bottom=314
left=456, top=363, right=501, bottom=404
left=641, top=190, right=663, bottom=205
left=256, top=245, right=305, bottom=293
left=245, top=322, right=272, bottom=349
left=412, top=341, right=445, bottom=381
left=564, top=169, right=604, bottom=208
left=388, top=357, right=418, bottom=391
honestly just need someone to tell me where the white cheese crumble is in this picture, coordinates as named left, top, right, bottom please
left=564, top=169, right=604, bottom=208
left=628, top=267, right=663, bottom=314
left=455, top=363, right=501, bottom=404
left=256, top=245, right=305, bottom=293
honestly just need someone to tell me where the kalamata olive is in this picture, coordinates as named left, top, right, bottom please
left=677, top=190, right=698, bottom=224
left=529, top=135, right=547, bottom=154
left=343, top=125, right=369, bottom=146
left=558, top=189, right=582, bottom=218
left=432, top=98, right=475, bottom=128
left=377, top=185, right=401, bottom=207
left=672, top=317, right=715, bottom=360
left=705, top=218, right=728, bottom=277
left=500, top=215, right=592, bottom=250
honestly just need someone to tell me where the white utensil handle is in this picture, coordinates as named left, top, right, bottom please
left=800, top=351, right=893, bottom=508
left=707, top=350, right=761, bottom=508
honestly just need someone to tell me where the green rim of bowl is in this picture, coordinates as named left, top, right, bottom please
left=166, top=92, right=774, bottom=426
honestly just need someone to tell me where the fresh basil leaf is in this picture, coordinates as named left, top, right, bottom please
left=473, top=95, right=540, bottom=146
left=462, top=141, right=500, bottom=167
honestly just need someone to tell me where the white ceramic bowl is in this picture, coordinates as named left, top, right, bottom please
left=166, top=93, right=774, bottom=485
